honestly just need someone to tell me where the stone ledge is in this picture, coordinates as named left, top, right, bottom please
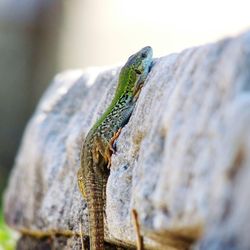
left=4, top=30, right=250, bottom=250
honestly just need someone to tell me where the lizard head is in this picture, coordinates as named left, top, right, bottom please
left=118, top=46, right=153, bottom=100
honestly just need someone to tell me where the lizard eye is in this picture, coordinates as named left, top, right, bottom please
left=141, top=52, right=147, bottom=58
left=135, top=69, right=142, bottom=75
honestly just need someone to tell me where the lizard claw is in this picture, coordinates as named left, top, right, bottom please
left=111, top=140, right=117, bottom=154
left=109, top=128, right=122, bottom=154
left=107, top=157, right=112, bottom=169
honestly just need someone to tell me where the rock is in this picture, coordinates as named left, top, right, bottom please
left=4, top=30, right=250, bottom=250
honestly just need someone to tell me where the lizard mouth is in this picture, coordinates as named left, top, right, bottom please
left=132, top=62, right=152, bottom=98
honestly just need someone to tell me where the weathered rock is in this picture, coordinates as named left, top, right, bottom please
left=4, top=30, right=250, bottom=250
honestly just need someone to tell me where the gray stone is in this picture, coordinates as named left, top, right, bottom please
left=4, top=30, right=250, bottom=250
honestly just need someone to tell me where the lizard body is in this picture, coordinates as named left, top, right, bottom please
left=77, top=46, right=153, bottom=250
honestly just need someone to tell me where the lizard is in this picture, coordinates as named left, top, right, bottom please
left=77, top=46, right=153, bottom=250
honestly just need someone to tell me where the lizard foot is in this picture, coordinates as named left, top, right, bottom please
left=107, top=128, right=122, bottom=169
left=109, top=128, right=122, bottom=153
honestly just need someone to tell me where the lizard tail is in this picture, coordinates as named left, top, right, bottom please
left=86, top=175, right=105, bottom=250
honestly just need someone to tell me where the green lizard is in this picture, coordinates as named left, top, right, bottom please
left=77, top=46, right=153, bottom=250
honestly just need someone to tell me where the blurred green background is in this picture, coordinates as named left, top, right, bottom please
left=0, top=0, right=249, bottom=248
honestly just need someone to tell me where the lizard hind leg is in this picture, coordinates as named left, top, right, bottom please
left=94, top=128, right=122, bottom=169
left=93, top=136, right=111, bottom=169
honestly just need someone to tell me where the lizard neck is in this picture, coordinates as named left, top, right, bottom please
left=90, top=68, right=134, bottom=134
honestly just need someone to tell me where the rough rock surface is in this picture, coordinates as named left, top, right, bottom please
left=4, top=30, right=250, bottom=250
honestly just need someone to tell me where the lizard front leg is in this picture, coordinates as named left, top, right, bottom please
left=109, top=128, right=122, bottom=154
